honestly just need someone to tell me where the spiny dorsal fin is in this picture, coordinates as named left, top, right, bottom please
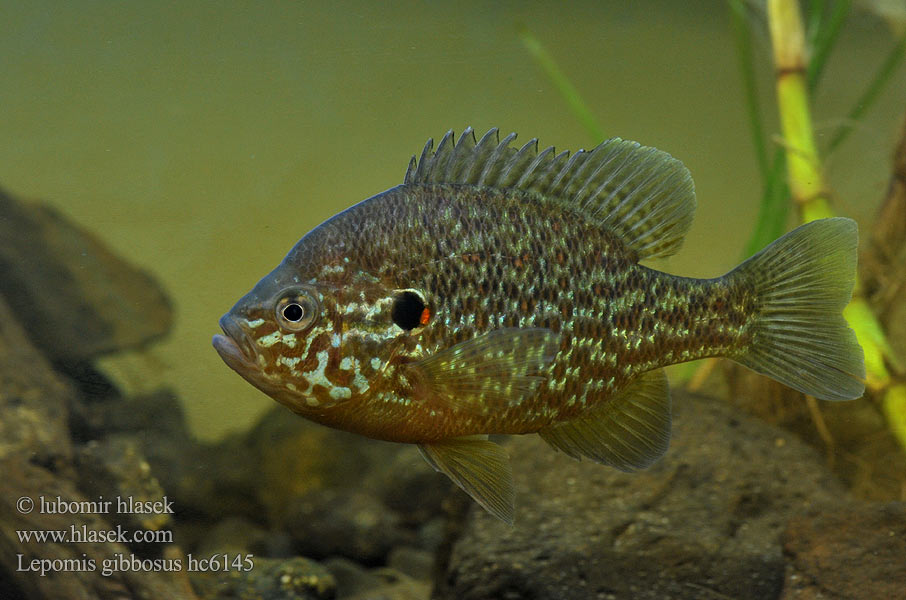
left=404, top=127, right=696, bottom=260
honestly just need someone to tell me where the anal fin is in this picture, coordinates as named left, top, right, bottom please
left=417, top=435, right=515, bottom=524
left=538, top=369, right=671, bottom=471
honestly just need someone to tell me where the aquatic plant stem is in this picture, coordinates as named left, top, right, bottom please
left=768, top=0, right=903, bottom=450
left=768, top=0, right=832, bottom=221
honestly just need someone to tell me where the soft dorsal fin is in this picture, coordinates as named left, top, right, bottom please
left=404, top=127, right=696, bottom=259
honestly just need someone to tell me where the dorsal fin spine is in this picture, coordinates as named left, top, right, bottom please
left=500, top=139, right=538, bottom=187
left=446, top=127, right=476, bottom=181
left=431, top=131, right=456, bottom=184
left=478, top=132, right=517, bottom=186
left=410, top=138, right=434, bottom=183
left=404, top=127, right=696, bottom=260
left=515, top=145, right=554, bottom=188
left=464, top=128, right=499, bottom=184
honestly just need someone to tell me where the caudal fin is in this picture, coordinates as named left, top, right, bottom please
left=729, top=217, right=865, bottom=401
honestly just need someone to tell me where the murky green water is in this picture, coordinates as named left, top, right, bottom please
left=1, top=0, right=901, bottom=440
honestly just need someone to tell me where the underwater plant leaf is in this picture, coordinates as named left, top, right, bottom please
left=806, top=0, right=852, bottom=91
left=827, top=33, right=906, bottom=153
left=882, top=384, right=906, bottom=455
left=729, top=0, right=771, bottom=181
left=742, top=149, right=791, bottom=259
left=517, top=25, right=605, bottom=143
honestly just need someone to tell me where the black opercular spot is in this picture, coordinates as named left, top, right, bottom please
left=392, top=291, right=426, bottom=330
left=282, top=303, right=304, bottom=322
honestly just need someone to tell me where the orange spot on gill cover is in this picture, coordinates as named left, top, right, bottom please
left=420, top=307, right=431, bottom=326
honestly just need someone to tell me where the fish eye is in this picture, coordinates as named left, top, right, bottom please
left=392, top=289, right=430, bottom=331
left=275, top=290, right=319, bottom=332
left=282, top=303, right=305, bottom=322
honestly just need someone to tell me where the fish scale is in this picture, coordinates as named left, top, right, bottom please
left=214, top=127, right=865, bottom=523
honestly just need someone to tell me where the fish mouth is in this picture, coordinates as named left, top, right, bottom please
left=212, top=315, right=257, bottom=374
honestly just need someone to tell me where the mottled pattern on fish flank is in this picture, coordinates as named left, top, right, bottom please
left=275, top=184, right=755, bottom=441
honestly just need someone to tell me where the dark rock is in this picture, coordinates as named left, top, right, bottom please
left=0, top=294, right=75, bottom=475
left=75, top=436, right=172, bottom=535
left=0, top=457, right=196, bottom=600
left=386, top=546, right=433, bottom=582
left=246, top=408, right=401, bottom=523
left=71, top=387, right=262, bottom=527
left=284, top=489, right=406, bottom=564
left=194, top=517, right=293, bottom=559
left=437, top=391, right=848, bottom=600
left=191, top=556, right=335, bottom=600
left=250, top=406, right=451, bottom=516
left=0, top=287, right=195, bottom=599
left=781, top=502, right=906, bottom=599
left=343, top=568, right=430, bottom=600
left=322, top=558, right=430, bottom=600
left=77, top=388, right=191, bottom=441
left=360, top=448, right=451, bottom=526
left=322, top=557, right=385, bottom=599
left=0, top=186, right=172, bottom=362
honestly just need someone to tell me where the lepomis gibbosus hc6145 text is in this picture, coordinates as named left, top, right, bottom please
left=213, top=128, right=865, bottom=523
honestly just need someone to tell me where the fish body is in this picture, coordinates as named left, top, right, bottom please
left=214, top=128, right=865, bottom=523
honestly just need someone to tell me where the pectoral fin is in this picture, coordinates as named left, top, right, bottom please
left=417, top=435, right=515, bottom=524
left=408, top=327, right=559, bottom=413
left=538, top=368, right=671, bottom=471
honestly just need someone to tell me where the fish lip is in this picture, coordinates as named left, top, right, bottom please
left=213, top=314, right=257, bottom=370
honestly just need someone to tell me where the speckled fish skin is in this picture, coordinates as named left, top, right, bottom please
left=214, top=127, right=865, bottom=523
left=223, top=185, right=741, bottom=441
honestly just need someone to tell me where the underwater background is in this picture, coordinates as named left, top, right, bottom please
left=2, top=0, right=900, bottom=439
left=1, top=1, right=905, bottom=599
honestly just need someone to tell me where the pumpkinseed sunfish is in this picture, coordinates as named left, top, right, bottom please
left=213, top=127, right=865, bottom=523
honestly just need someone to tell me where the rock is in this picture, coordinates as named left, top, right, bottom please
left=247, top=408, right=401, bottom=523
left=191, top=556, right=335, bottom=600
left=322, top=557, right=385, bottom=599
left=322, top=558, right=430, bottom=600
left=77, top=388, right=264, bottom=527
left=194, top=517, right=293, bottom=559
left=0, top=294, right=75, bottom=475
left=386, top=546, right=434, bottom=582
left=75, top=437, right=172, bottom=535
left=343, top=569, right=430, bottom=600
left=0, top=457, right=196, bottom=600
left=0, top=186, right=172, bottom=363
left=0, top=283, right=195, bottom=599
left=75, top=387, right=191, bottom=442
left=781, top=502, right=906, bottom=599
left=360, top=448, right=451, bottom=526
left=283, top=489, right=407, bottom=564
left=436, top=391, right=848, bottom=600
